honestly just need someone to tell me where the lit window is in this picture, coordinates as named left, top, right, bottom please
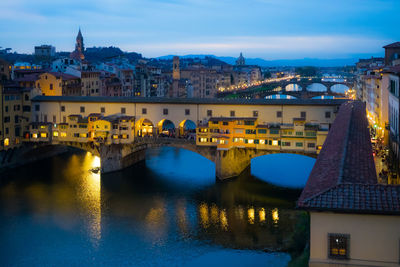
left=40, top=133, right=47, bottom=138
left=53, top=131, right=59, bottom=137
left=60, top=132, right=67, bottom=137
left=260, top=139, right=265, bottom=144
left=112, top=134, right=118, bottom=139
left=4, top=138, right=9, bottom=146
left=79, top=133, right=87, bottom=138
left=328, top=234, right=350, bottom=259
left=211, top=138, right=217, bottom=143
left=272, top=140, right=278, bottom=146
left=248, top=139, right=254, bottom=144
left=32, top=133, right=38, bottom=139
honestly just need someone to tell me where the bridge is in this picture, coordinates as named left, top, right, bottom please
left=7, top=96, right=348, bottom=179
left=217, top=77, right=354, bottom=99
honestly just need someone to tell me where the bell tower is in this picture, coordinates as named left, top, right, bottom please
left=173, top=56, right=180, bottom=80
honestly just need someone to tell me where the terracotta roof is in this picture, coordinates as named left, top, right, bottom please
left=296, top=101, right=399, bottom=214
left=44, top=72, right=80, bottom=80
left=383, top=42, right=400, bottom=48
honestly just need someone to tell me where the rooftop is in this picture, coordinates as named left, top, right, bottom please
left=297, top=101, right=400, bottom=215
left=383, top=42, right=400, bottom=48
left=32, top=95, right=347, bottom=106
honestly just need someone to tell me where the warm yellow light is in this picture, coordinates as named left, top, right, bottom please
left=53, top=131, right=59, bottom=137
left=210, top=204, right=219, bottom=224
left=220, top=209, right=228, bottom=231
left=248, top=208, right=255, bottom=224
left=272, top=208, right=279, bottom=224
left=199, top=203, right=209, bottom=229
left=60, top=132, right=67, bottom=137
left=32, top=133, right=38, bottom=139
left=248, top=139, right=254, bottom=144
left=4, top=138, right=9, bottom=146
left=260, top=139, right=265, bottom=145
left=40, top=132, right=47, bottom=138
left=112, top=134, right=118, bottom=139
left=272, top=140, right=278, bottom=146
left=259, top=208, right=266, bottom=222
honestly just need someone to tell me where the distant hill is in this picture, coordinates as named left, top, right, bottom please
left=85, top=46, right=142, bottom=62
left=157, top=54, right=360, bottom=67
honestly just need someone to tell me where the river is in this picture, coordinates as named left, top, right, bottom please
left=0, top=147, right=315, bottom=266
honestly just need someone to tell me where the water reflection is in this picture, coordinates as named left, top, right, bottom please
left=0, top=147, right=306, bottom=266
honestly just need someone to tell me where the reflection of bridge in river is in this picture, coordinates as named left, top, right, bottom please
left=217, top=77, right=354, bottom=99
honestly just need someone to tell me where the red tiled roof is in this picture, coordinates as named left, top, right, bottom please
left=296, top=101, right=398, bottom=214
left=383, top=42, right=400, bottom=48
left=46, top=72, right=80, bottom=80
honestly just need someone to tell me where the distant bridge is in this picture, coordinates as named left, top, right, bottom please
left=217, top=77, right=354, bottom=99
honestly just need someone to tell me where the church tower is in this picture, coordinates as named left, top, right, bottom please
left=70, top=28, right=85, bottom=60
left=236, top=52, right=245, bottom=66
left=172, top=56, right=180, bottom=80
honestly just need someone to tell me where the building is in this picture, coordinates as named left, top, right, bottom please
left=36, top=72, right=81, bottom=96
left=236, top=52, right=245, bottom=66
left=385, top=65, right=400, bottom=170
left=34, top=45, right=55, bottom=59
left=81, top=71, right=101, bottom=96
left=383, top=42, right=400, bottom=66
left=0, top=58, right=11, bottom=81
left=70, top=28, right=85, bottom=61
left=196, top=116, right=327, bottom=154
left=298, top=101, right=400, bottom=267
left=1, top=82, right=32, bottom=149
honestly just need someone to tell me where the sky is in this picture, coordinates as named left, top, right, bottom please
left=0, top=0, right=399, bottom=59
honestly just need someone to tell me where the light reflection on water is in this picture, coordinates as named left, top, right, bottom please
left=0, top=147, right=308, bottom=266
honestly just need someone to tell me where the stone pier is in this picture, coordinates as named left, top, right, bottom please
left=100, top=144, right=147, bottom=173
left=215, top=148, right=253, bottom=180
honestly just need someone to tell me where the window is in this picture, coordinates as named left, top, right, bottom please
left=296, top=131, right=303, bottom=136
left=23, top=105, right=30, bottom=112
left=270, top=129, right=279, bottom=135
left=4, top=116, right=10, bottom=123
left=44, top=115, right=47, bottom=122
left=142, top=108, right=147, bottom=114
left=163, top=108, right=168, bottom=115
left=306, top=131, right=317, bottom=137
left=14, top=115, right=19, bottom=123
left=50, top=83, right=53, bottom=90
left=258, top=129, right=267, bottom=134
left=35, top=115, right=39, bottom=122
left=307, top=143, right=315, bottom=148
left=207, top=110, right=212, bottom=117
left=253, top=110, right=258, bottom=117
left=25, top=94, right=29, bottom=101
left=245, top=129, right=256, bottom=134
left=35, top=104, right=40, bottom=111
left=80, top=106, right=85, bottom=113
left=277, top=111, right=282, bottom=118
left=53, top=115, right=56, bottom=123
left=296, top=142, right=303, bottom=147
left=222, top=122, right=228, bottom=126
left=244, top=120, right=255, bottom=126
left=282, top=141, right=291, bottom=146
left=101, top=107, right=105, bottom=113
left=230, top=110, right=235, bottom=117
left=185, top=109, right=190, bottom=115
left=328, top=234, right=349, bottom=259
left=121, top=107, right=126, bottom=114
left=325, top=111, right=331, bottom=118
left=5, top=106, right=8, bottom=112
left=301, top=111, right=306, bottom=118
left=61, top=106, right=65, bottom=112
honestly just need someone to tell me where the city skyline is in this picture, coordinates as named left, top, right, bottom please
left=1, top=0, right=399, bottom=59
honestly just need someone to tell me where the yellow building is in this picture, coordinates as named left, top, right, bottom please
left=36, top=72, right=81, bottom=96
left=196, top=117, right=327, bottom=153
left=1, top=83, right=32, bottom=149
